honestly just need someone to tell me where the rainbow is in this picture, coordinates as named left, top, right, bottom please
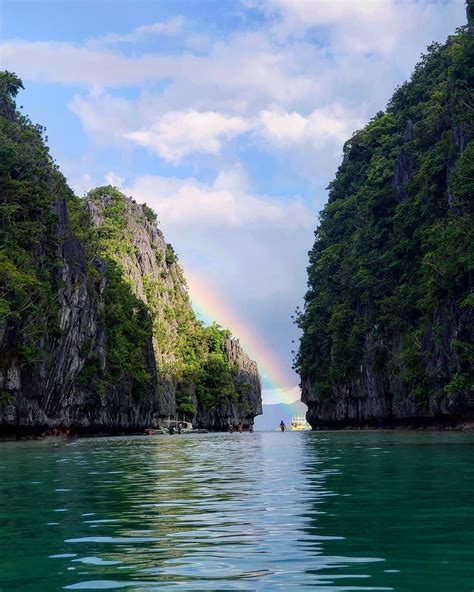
left=185, top=270, right=300, bottom=405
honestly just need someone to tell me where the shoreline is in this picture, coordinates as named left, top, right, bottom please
left=0, top=424, right=255, bottom=441
left=307, top=415, right=474, bottom=432
left=2, top=422, right=474, bottom=441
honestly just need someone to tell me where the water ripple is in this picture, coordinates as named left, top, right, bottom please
left=1, top=431, right=474, bottom=590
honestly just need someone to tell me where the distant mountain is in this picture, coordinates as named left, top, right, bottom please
left=254, top=400, right=308, bottom=431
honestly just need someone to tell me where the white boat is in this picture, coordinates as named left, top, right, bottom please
left=146, top=420, right=209, bottom=435
left=154, top=419, right=194, bottom=434
left=290, top=415, right=311, bottom=431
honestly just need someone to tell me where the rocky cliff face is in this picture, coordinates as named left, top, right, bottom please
left=297, top=28, right=473, bottom=429
left=0, top=74, right=262, bottom=435
left=0, top=188, right=262, bottom=434
left=302, top=302, right=473, bottom=429
left=194, top=337, right=263, bottom=430
left=0, top=192, right=262, bottom=434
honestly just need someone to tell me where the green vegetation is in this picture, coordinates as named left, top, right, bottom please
left=142, top=203, right=157, bottom=225
left=0, top=74, right=255, bottom=420
left=195, top=323, right=239, bottom=409
left=0, top=71, right=74, bottom=368
left=87, top=186, right=135, bottom=258
left=83, top=185, right=247, bottom=413
left=296, top=28, right=473, bottom=406
left=173, top=323, right=243, bottom=417
left=102, top=262, right=153, bottom=397
left=165, top=244, right=177, bottom=266
left=90, top=182, right=257, bottom=417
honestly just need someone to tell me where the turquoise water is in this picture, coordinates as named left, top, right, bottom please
left=1, top=431, right=474, bottom=591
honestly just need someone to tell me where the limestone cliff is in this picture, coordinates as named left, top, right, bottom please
left=296, top=28, right=473, bottom=429
left=194, top=337, right=263, bottom=430
left=0, top=73, right=262, bottom=435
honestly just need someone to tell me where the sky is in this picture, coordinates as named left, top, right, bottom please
left=0, top=0, right=467, bottom=405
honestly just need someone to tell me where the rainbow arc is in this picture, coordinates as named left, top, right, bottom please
left=186, top=270, right=299, bottom=405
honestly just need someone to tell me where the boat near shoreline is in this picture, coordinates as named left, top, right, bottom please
left=290, top=415, right=311, bottom=431
left=275, top=415, right=312, bottom=431
left=145, top=420, right=209, bottom=435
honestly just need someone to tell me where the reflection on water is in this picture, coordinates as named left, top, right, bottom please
left=1, top=432, right=474, bottom=590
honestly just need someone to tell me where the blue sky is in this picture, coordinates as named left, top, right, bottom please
left=0, top=0, right=466, bottom=404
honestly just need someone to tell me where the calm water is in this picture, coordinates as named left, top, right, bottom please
left=1, top=432, right=474, bottom=591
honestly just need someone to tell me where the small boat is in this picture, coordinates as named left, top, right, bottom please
left=161, top=419, right=194, bottom=434
left=290, top=415, right=311, bottom=431
left=145, top=419, right=195, bottom=435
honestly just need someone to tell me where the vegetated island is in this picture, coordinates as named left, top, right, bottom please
left=0, top=72, right=262, bottom=438
left=296, top=25, right=473, bottom=430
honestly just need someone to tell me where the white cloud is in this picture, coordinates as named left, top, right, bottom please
left=0, top=34, right=316, bottom=106
left=1, top=2, right=465, bottom=100
left=123, top=166, right=311, bottom=229
left=262, top=386, right=303, bottom=405
left=94, top=17, right=185, bottom=44
left=0, top=41, right=161, bottom=87
left=184, top=32, right=212, bottom=52
left=264, top=0, right=463, bottom=58
left=124, top=110, right=250, bottom=163
left=3, top=1, right=464, bottom=175
left=104, top=171, right=125, bottom=188
left=267, top=0, right=394, bottom=28
left=69, top=92, right=135, bottom=145
left=68, top=88, right=363, bottom=164
left=67, top=173, right=93, bottom=197
left=259, top=110, right=308, bottom=144
left=258, top=105, right=364, bottom=150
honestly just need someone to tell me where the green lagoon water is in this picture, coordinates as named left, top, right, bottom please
left=1, top=431, right=473, bottom=591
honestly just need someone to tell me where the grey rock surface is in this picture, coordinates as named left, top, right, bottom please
left=0, top=193, right=262, bottom=434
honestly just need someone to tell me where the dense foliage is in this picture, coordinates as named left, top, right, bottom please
left=296, top=28, right=473, bottom=408
left=83, top=185, right=247, bottom=416
left=0, top=71, right=75, bottom=369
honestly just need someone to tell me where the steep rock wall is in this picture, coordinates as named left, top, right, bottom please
left=297, top=28, right=473, bottom=429
left=194, top=337, right=263, bottom=430
left=0, top=189, right=262, bottom=434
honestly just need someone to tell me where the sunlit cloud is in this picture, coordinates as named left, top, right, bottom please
left=124, top=110, right=250, bottom=163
